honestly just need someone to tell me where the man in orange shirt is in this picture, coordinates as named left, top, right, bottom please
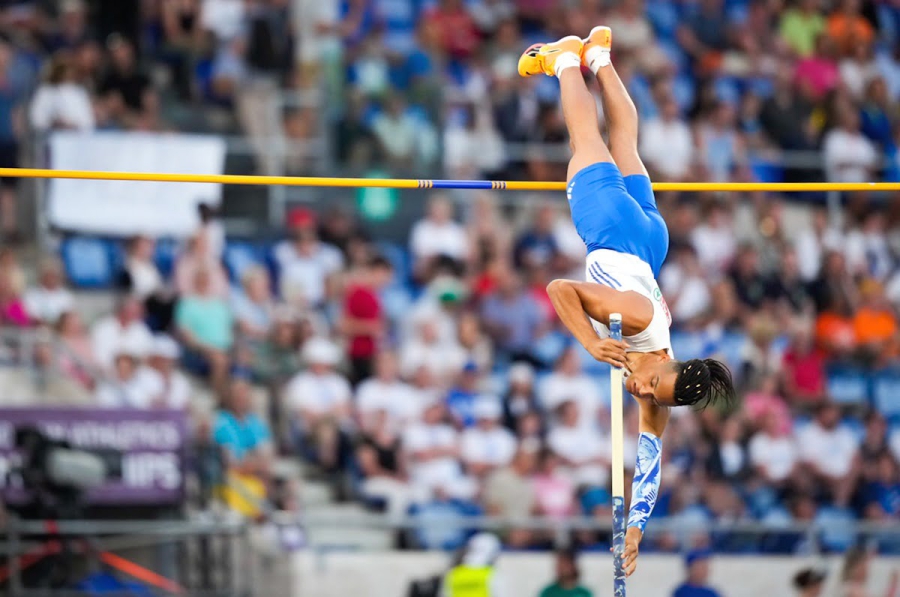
left=853, top=278, right=898, bottom=364
left=827, top=0, right=874, bottom=56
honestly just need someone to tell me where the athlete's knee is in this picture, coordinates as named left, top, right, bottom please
left=547, top=278, right=574, bottom=299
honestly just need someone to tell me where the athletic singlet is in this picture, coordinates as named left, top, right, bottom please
left=585, top=248, right=673, bottom=357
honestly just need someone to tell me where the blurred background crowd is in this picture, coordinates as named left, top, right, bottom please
left=0, top=0, right=898, bottom=559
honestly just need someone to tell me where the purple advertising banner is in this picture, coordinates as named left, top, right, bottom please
left=0, top=408, right=188, bottom=505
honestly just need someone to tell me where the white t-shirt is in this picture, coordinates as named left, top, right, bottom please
left=547, top=424, right=610, bottom=487
left=639, top=118, right=694, bottom=180
left=409, top=218, right=468, bottom=262
left=134, top=367, right=191, bottom=410
left=823, top=128, right=878, bottom=183
left=23, top=286, right=74, bottom=323
left=126, top=258, right=164, bottom=299
left=585, top=249, right=672, bottom=355
left=691, top=223, right=737, bottom=274
left=399, top=338, right=467, bottom=380
left=95, top=374, right=158, bottom=409
left=90, top=317, right=154, bottom=371
left=797, top=423, right=859, bottom=478
left=29, top=83, right=95, bottom=132
left=273, top=241, right=344, bottom=306
left=403, top=422, right=463, bottom=489
left=659, top=264, right=711, bottom=323
left=538, top=372, right=603, bottom=424
left=285, top=371, right=352, bottom=415
left=749, top=432, right=798, bottom=482
left=794, top=226, right=844, bottom=282
left=460, top=427, right=516, bottom=467
left=355, top=378, right=417, bottom=423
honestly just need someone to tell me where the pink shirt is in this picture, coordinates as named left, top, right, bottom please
left=795, top=57, right=838, bottom=99
left=744, top=391, right=792, bottom=435
left=0, top=299, right=30, bottom=327
left=532, top=473, right=575, bottom=518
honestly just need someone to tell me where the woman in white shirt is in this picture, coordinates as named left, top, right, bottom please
left=29, top=53, right=95, bottom=132
left=118, top=235, right=176, bottom=331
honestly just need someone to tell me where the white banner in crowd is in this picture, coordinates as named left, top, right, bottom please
left=47, top=132, right=227, bottom=237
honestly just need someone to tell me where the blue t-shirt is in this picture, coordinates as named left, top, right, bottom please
left=214, top=411, right=271, bottom=461
left=673, top=583, right=721, bottom=597
left=445, top=388, right=478, bottom=428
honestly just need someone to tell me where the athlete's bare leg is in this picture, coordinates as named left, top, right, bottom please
left=558, top=68, right=616, bottom=182
left=593, top=63, right=648, bottom=178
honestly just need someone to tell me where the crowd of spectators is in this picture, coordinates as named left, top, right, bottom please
left=0, top=0, right=900, bottom=556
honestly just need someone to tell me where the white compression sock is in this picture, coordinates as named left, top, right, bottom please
left=584, top=45, right=611, bottom=74
left=553, top=52, right=582, bottom=78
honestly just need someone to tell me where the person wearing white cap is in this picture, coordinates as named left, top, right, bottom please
left=441, top=532, right=506, bottom=597
left=284, top=337, right=353, bottom=470
left=460, top=397, right=517, bottom=478
left=134, top=335, right=191, bottom=409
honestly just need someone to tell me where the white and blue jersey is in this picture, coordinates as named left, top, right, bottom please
left=567, top=162, right=673, bottom=355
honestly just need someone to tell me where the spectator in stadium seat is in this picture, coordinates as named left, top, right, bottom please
left=844, top=210, right=892, bottom=281
left=341, top=255, right=392, bottom=384
left=99, top=34, right=153, bottom=124
left=738, top=317, right=782, bottom=389
left=514, top=203, right=560, bottom=271
left=547, top=400, right=609, bottom=490
left=691, top=201, right=736, bottom=275
left=175, top=267, right=233, bottom=390
left=403, top=398, right=477, bottom=500
left=355, top=407, right=418, bottom=518
left=214, top=377, right=273, bottom=507
left=827, top=0, right=875, bottom=57
left=284, top=336, right=353, bottom=473
left=56, top=310, right=98, bottom=388
left=640, top=97, right=695, bottom=182
left=861, top=452, right=900, bottom=520
left=539, top=347, right=601, bottom=427
left=749, top=410, right=799, bottom=489
left=797, top=403, right=860, bottom=506
left=409, top=195, right=469, bottom=281
left=274, top=208, right=344, bottom=310
left=355, top=351, right=416, bottom=432
left=859, top=411, right=892, bottom=479
left=91, top=295, right=154, bottom=372
left=766, top=248, right=813, bottom=321
left=95, top=344, right=157, bottom=408
left=779, top=0, right=826, bottom=58
left=135, top=334, right=191, bottom=410
left=853, top=279, right=899, bottom=364
left=729, top=244, right=769, bottom=318
left=401, top=317, right=467, bottom=384
left=502, top=361, right=539, bottom=433
left=823, top=103, right=879, bottom=183
left=28, top=52, right=95, bottom=132
left=458, top=311, right=493, bottom=373
left=672, top=549, right=722, bottom=597
left=460, top=397, right=517, bottom=478
left=23, top=257, right=74, bottom=325
left=480, top=265, right=547, bottom=364
left=446, top=361, right=485, bottom=429
left=248, top=309, right=303, bottom=384
left=467, top=194, right=512, bottom=273
left=117, top=235, right=175, bottom=331
left=532, top=447, right=576, bottom=520
left=483, top=444, right=538, bottom=548
left=795, top=35, right=840, bottom=101
left=780, top=323, right=827, bottom=407
left=422, top=0, right=480, bottom=60
left=174, top=231, right=229, bottom=299
left=839, top=42, right=879, bottom=100
left=538, top=548, right=593, bottom=597
left=231, top=265, right=276, bottom=343
left=660, top=244, right=712, bottom=330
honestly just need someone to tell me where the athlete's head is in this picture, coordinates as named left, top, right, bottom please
left=626, top=357, right=735, bottom=409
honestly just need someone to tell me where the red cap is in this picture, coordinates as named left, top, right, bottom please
left=288, top=208, right=316, bottom=229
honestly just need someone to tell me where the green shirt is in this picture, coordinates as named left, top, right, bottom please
left=779, top=9, right=825, bottom=57
left=539, top=583, right=594, bottom=597
left=176, top=296, right=233, bottom=350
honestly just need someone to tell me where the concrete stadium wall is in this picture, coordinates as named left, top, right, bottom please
left=290, top=551, right=900, bottom=597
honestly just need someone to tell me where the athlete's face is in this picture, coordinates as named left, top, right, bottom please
left=626, top=359, right=678, bottom=406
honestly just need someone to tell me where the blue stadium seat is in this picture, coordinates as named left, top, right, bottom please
left=645, top=1, right=680, bottom=40
left=872, top=369, right=900, bottom=422
left=815, top=507, right=857, bottom=552
left=60, top=237, right=115, bottom=289
left=223, top=241, right=264, bottom=284
left=375, top=241, right=412, bottom=286
left=826, top=365, right=870, bottom=406
left=153, top=237, right=179, bottom=278
left=670, top=331, right=706, bottom=361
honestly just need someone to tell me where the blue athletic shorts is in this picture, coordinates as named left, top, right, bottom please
left=566, top=162, right=669, bottom=277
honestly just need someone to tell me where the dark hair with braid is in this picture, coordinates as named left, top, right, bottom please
left=672, top=358, right=736, bottom=409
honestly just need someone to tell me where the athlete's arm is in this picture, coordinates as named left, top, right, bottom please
left=621, top=400, right=670, bottom=577
left=546, top=279, right=653, bottom=368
